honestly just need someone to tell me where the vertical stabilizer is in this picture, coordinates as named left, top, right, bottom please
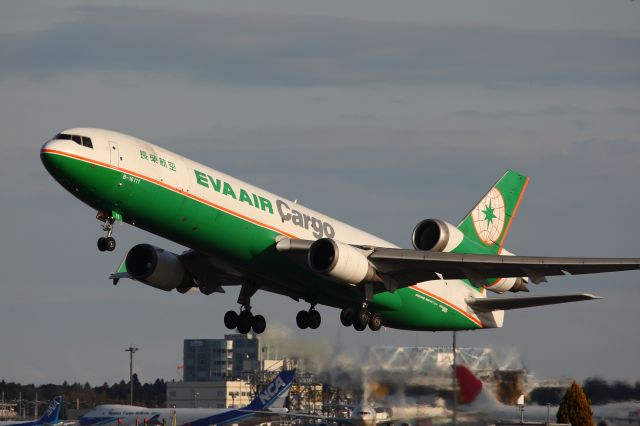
left=457, top=170, right=529, bottom=254
left=455, top=365, right=501, bottom=408
left=39, top=396, right=62, bottom=425
left=245, top=370, right=295, bottom=411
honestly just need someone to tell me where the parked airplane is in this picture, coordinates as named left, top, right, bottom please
left=455, top=365, right=640, bottom=425
left=272, top=400, right=449, bottom=426
left=0, top=397, right=62, bottom=426
left=41, top=128, right=640, bottom=334
left=79, top=370, right=294, bottom=426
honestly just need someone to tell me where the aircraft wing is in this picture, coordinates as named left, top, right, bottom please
left=369, top=247, right=640, bottom=286
left=277, top=238, right=640, bottom=290
left=467, top=293, right=600, bottom=311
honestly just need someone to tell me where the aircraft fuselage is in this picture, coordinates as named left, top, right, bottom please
left=40, top=128, right=496, bottom=332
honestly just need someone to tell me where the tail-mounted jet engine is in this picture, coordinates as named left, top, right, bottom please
left=484, top=276, right=529, bottom=293
left=308, top=238, right=380, bottom=284
left=413, top=220, right=530, bottom=293
left=412, top=219, right=464, bottom=252
left=485, top=248, right=530, bottom=293
left=125, top=244, right=191, bottom=291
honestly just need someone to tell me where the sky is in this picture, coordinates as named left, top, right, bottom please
left=0, top=0, right=639, bottom=386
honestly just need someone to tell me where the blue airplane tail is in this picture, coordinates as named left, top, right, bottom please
left=244, top=370, right=295, bottom=411
left=38, top=396, right=62, bottom=425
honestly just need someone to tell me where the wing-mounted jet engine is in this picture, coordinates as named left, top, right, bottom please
left=307, top=238, right=381, bottom=284
left=123, top=244, right=192, bottom=292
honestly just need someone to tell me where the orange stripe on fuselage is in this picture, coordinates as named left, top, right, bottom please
left=499, top=176, right=529, bottom=252
left=410, top=285, right=484, bottom=328
left=41, top=148, right=299, bottom=239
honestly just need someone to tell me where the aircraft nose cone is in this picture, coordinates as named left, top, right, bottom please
left=40, top=138, right=72, bottom=184
left=40, top=139, right=60, bottom=174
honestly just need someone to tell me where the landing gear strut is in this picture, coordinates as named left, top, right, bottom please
left=223, top=281, right=266, bottom=334
left=96, top=210, right=116, bottom=252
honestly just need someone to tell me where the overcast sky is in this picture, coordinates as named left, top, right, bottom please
left=1, top=0, right=639, bottom=387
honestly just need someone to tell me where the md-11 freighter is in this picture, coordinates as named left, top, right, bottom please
left=41, top=128, right=640, bottom=334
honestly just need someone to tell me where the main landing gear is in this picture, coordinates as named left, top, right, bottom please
left=96, top=210, right=116, bottom=252
left=339, top=304, right=382, bottom=332
left=224, top=308, right=266, bottom=334
left=224, top=281, right=266, bottom=334
left=295, top=306, right=321, bottom=330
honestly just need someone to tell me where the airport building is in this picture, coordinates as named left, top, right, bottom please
left=183, top=333, right=269, bottom=381
left=171, top=333, right=290, bottom=408
left=183, top=338, right=233, bottom=381
left=167, top=379, right=254, bottom=409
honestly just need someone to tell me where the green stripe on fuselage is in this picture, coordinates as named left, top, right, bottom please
left=373, top=287, right=482, bottom=330
left=41, top=151, right=483, bottom=331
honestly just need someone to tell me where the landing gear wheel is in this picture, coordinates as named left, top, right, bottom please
left=252, top=314, right=266, bottom=334
left=105, top=236, right=116, bottom=251
left=340, top=308, right=354, bottom=327
left=353, top=320, right=367, bottom=331
left=224, top=311, right=239, bottom=329
left=237, top=310, right=253, bottom=334
left=308, top=310, right=321, bottom=329
left=296, top=310, right=310, bottom=329
left=354, top=308, right=370, bottom=331
left=97, top=212, right=117, bottom=252
left=369, top=312, right=383, bottom=331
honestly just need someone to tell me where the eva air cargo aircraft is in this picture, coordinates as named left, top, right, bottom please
left=41, top=128, right=640, bottom=334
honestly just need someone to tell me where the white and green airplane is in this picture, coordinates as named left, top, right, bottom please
left=41, top=128, right=640, bottom=335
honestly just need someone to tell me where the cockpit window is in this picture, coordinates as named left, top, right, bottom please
left=55, top=133, right=93, bottom=149
left=55, top=133, right=73, bottom=140
left=81, top=136, right=93, bottom=148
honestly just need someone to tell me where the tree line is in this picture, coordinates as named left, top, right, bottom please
left=0, top=374, right=166, bottom=418
left=2, top=373, right=639, bottom=417
left=530, top=377, right=640, bottom=406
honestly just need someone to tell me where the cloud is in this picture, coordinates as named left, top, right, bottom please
left=610, top=106, right=640, bottom=117
left=456, top=105, right=591, bottom=119
left=1, top=5, right=638, bottom=87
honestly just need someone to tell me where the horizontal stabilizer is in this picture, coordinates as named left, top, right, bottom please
left=467, top=293, right=600, bottom=312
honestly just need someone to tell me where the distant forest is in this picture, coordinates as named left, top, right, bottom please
left=1, top=375, right=639, bottom=418
left=0, top=374, right=166, bottom=417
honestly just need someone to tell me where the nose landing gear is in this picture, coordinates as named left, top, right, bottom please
left=96, top=211, right=116, bottom=252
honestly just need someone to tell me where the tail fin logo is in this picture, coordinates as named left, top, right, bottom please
left=471, top=188, right=506, bottom=246
left=258, top=376, right=286, bottom=405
